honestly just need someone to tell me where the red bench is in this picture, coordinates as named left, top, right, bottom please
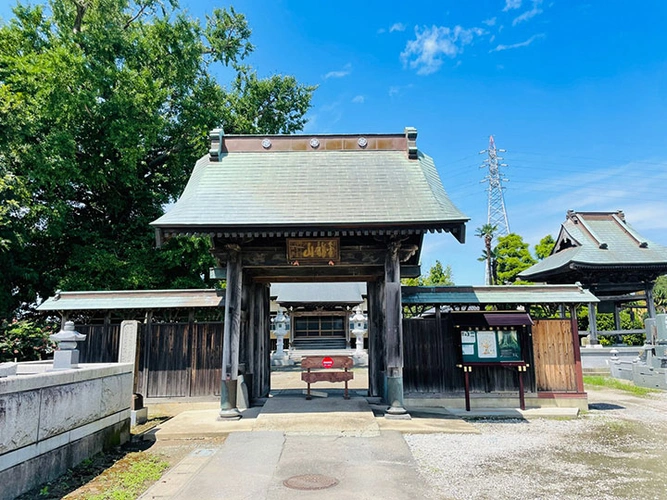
left=301, top=356, right=354, bottom=400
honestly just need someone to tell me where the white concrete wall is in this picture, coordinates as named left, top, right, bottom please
left=0, top=362, right=133, bottom=499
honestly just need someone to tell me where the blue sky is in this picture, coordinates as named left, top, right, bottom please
left=4, top=1, right=667, bottom=285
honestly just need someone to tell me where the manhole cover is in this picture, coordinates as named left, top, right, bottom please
left=283, top=474, right=339, bottom=490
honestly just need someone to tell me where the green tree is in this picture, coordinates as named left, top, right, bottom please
left=402, top=260, right=454, bottom=286
left=0, top=0, right=315, bottom=318
left=494, top=233, right=536, bottom=284
left=534, top=234, right=555, bottom=260
left=475, top=224, right=497, bottom=285
left=653, top=275, right=667, bottom=313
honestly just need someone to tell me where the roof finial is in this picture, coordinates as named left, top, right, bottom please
left=405, top=127, right=418, bottom=159
left=209, top=128, right=224, bottom=161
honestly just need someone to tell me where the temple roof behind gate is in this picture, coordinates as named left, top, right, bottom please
left=151, top=128, right=468, bottom=241
left=519, top=210, right=667, bottom=289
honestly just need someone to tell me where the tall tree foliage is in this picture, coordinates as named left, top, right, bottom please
left=0, top=0, right=315, bottom=318
left=534, top=235, right=555, bottom=260
left=475, top=224, right=497, bottom=285
left=402, top=260, right=455, bottom=286
left=494, top=233, right=536, bottom=284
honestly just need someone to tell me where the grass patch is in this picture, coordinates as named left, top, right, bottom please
left=17, top=443, right=169, bottom=500
left=83, top=453, right=169, bottom=500
left=584, top=375, right=658, bottom=396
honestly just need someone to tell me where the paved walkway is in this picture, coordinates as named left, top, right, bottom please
left=140, top=431, right=434, bottom=500
left=139, top=368, right=579, bottom=499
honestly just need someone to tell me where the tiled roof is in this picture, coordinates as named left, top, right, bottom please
left=37, top=289, right=224, bottom=311
left=401, top=284, right=598, bottom=305
left=520, top=211, right=667, bottom=281
left=271, top=282, right=366, bottom=304
left=151, top=131, right=468, bottom=240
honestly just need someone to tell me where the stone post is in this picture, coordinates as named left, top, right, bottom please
left=119, top=320, right=147, bottom=426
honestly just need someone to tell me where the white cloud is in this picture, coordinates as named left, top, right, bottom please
left=513, top=0, right=543, bottom=26
left=503, top=0, right=522, bottom=11
left=388, top=84, right=413, bottom=97
left=377, top=28, right=386, bottom=34
left=510, top=160, right=667, bottom=248
left=323, top=63, right=352, bottom=79
left=482, top=17, right=497, bottom=26
left=490, top=33, right=544, bottom=52
left=401, top=25, right=485, bottom=75
left=390, top=22, right=406, bottom=32
left=352, top=95, right=365, bottom=104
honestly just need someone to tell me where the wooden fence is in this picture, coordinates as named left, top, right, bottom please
left=402, top=317, right=536, bottom=395
left=531, top=319, right=578, bottom=392
left=140, top=322, right=223, bottom=398
left=78, top=321, right=224, bottom=398
left=77, top=323, right=121, bottom=363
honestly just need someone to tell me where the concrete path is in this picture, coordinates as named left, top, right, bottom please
left=140, top=431, right=434, bottom=500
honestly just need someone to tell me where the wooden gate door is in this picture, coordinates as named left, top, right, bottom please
left=532, top=319, right=578, bottom=392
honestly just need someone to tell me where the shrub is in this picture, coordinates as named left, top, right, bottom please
left=598, top=336, right=614, bottom=346
left=622, top=333, right=645, bottom=346
left=0, top=320, right=56, bottom=362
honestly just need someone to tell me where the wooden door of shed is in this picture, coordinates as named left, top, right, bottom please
left=532, top=319, right=577, bottom=392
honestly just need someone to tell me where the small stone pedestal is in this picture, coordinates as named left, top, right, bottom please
left=130, top=394, right=148, bottom=426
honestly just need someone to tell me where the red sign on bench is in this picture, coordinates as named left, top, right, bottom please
left=322, top=356, right=334, bottom=369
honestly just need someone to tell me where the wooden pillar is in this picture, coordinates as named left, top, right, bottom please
left=220, top=244, right=242, bottom=419
left=569, top=305, right=585, bottom=394
left=646, top=282, right=657, bottom=319
left=237, top=276, right=252, bottom=407
left=384, top=240, right=409, bottom=418
left=367, top=280, right=385, bottom=398
left=587, top=302, right=598, bottom=345
left=613, top=302, right=621, bottom=331
left=260, top=283, right=271, bottom=397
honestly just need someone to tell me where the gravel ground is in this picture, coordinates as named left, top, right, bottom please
left=405, top=387, right=667, bottom=500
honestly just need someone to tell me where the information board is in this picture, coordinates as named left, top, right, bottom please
left=461, top=329, right=521, bottom=362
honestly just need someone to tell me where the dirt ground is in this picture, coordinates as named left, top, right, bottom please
left=407, top=385, right=667, bottom=500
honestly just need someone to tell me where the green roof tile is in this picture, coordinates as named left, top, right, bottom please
left=151, top=147, right=468, bottom=232
left=520, top=211, right=667, bottom=281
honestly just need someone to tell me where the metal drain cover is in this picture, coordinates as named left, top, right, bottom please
left=283, top=474, right=339, bottom=490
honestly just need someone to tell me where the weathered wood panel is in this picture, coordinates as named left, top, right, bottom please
left=403, top=318, right=536, bottom=394
left=146, top=323, right=190, bottom=398
left=403, top=318, right=463, bottom=393
left=189, top=323, right=223, bottom=397
left=77, top=324, right=121, bottom=363
left=532, top=319, right=577, bottom=392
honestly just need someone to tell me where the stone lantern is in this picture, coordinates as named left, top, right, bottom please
left=351, top=305, right=368, bottom=361
left=50, top=321, right=86, bottom=370
left=271, top=308, right=292, bottom=366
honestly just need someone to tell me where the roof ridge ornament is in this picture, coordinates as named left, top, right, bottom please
left=405, top=127, right=418, bottom=159
left=209, top=128, right=224, bottom=161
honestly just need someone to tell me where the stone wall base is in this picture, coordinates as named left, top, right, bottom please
left=0, top=419, right=129, bottom=500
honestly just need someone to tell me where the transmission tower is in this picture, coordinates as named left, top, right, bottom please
left=480, top=135, right=510, bottom=237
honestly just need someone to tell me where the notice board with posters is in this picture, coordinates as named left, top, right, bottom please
left=460, top=329, right=522, bottom=363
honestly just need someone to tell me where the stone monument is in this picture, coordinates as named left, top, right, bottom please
left=271, top=308, right=293, bottom=366
left=49, top=321, right=86, bottom=370
left=351, top=305, right=368, bottom=366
